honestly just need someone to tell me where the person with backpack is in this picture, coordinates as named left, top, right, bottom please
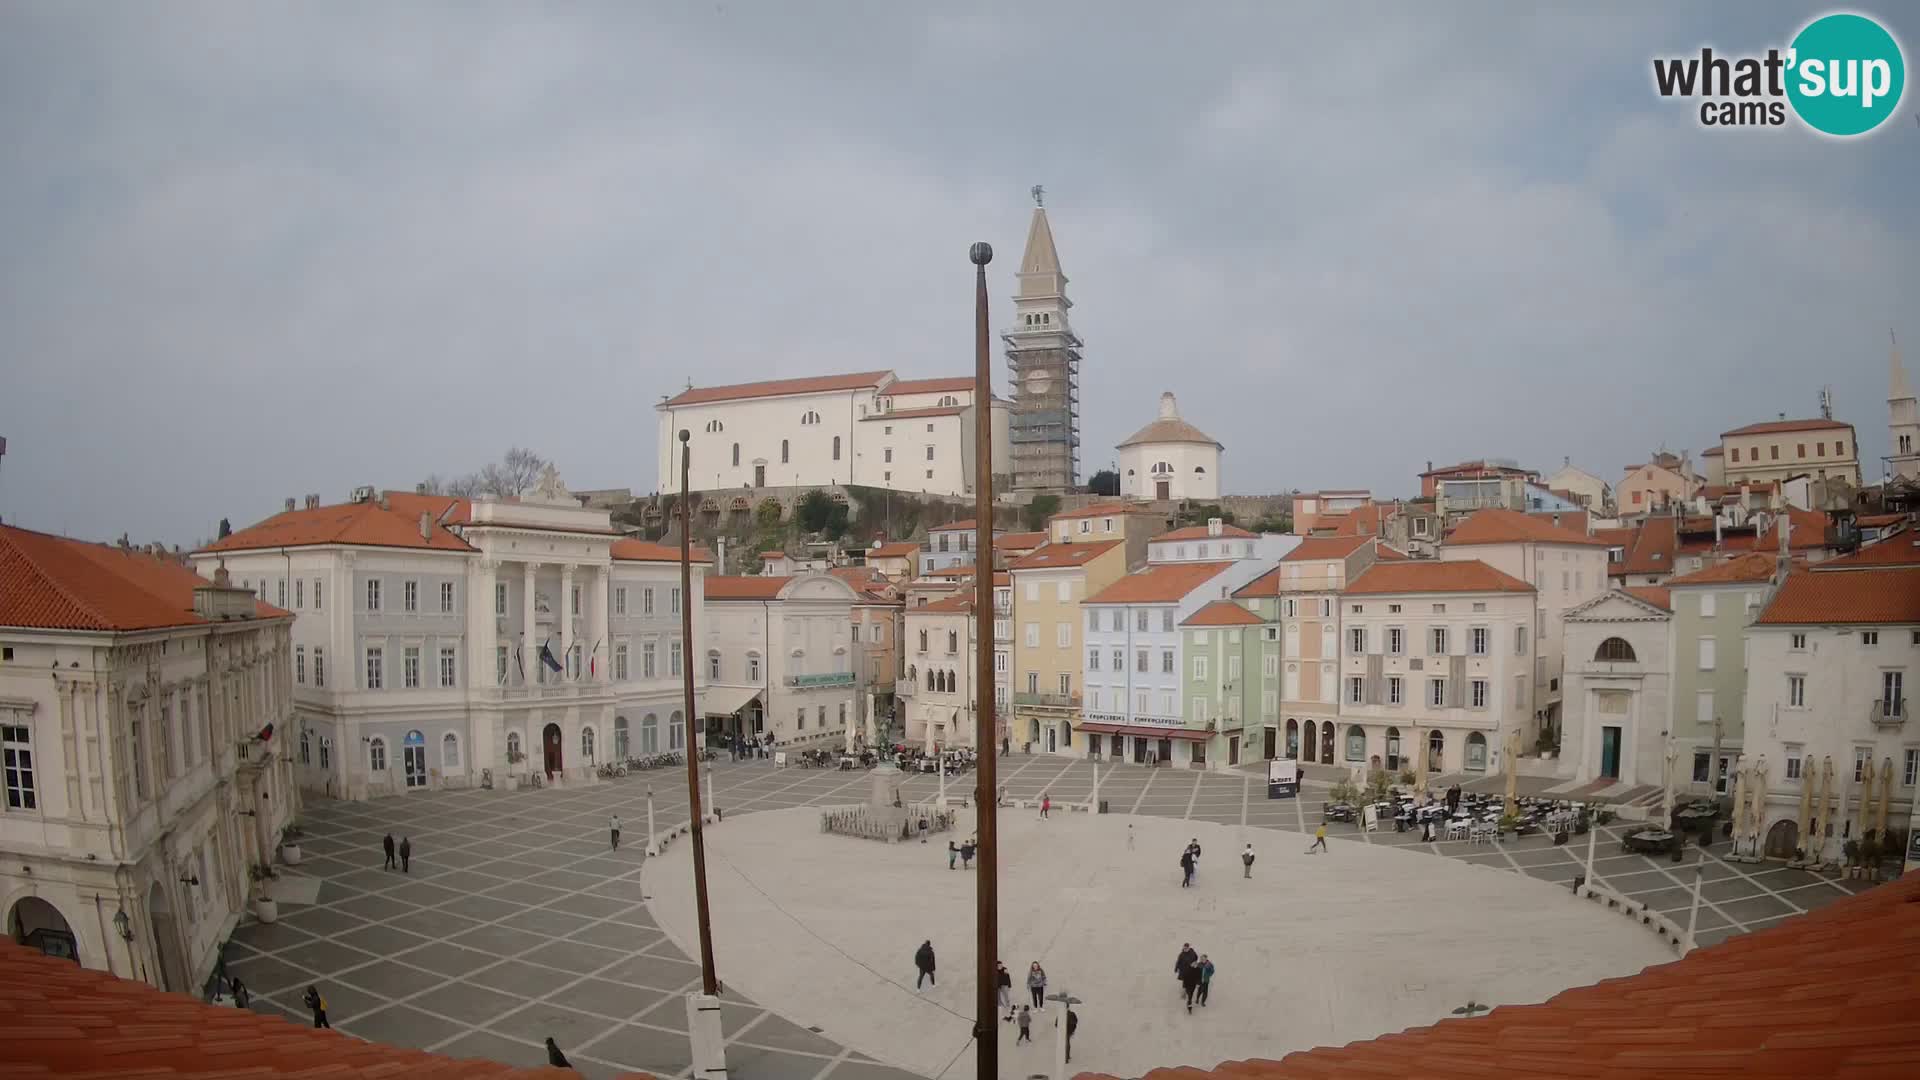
left=302, top=985, right=330, bottom=1028
left=1015, top=1005, right=1033, bottom=1043
left=914, top=940, right=936, bottom=989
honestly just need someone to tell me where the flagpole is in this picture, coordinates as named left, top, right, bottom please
left=968, top=239, right=999, bottom=1080
left=679, top=429, right=720, bottom=996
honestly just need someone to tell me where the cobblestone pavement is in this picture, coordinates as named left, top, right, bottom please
left=226, top=755, right=1877, bottom=1079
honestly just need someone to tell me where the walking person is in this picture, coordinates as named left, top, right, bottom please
left=996, top=962, right=1014, bottom=1020
left=1179, top=846, right=1195, bottom=887
left=1040, top=793, right=1051, bottom=819
left=398, top=835, right=412, bottom=873
left=545, top=1037, right=573, bottom=1069
left=1187, top=838, right=1202, bottom=880
left=1175, top=943, right=1197, bottom=992
left=1306, top=822, right=1328, bottom=854
left=949, top=840, right=959, bottom=870
left=1065, top=1006, right=1078, bottom=1063
left=1197, top=955, right=1215, bottom=1006
left=1242, top=843, right=1256, bottom=878
left=1016, top=1005, right=1032, bottom=1043
left=610, top=814, right=622, bottom=851
left=1180, top=954, right=1203, bottom=1012
left=961, top=838, right=976, bottom=869
left=914, top=940, right=936, bottom=989
left=1026, top=961, right=1047, bottom=1010
left=230, top=976, right=250, bottom=1010
left=302, top=985, right=330, bottom=1029
left=382, top=833, right=396, bottom=870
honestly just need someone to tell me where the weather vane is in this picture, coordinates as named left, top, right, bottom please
left=1031, top=184, right=1044, bottom=207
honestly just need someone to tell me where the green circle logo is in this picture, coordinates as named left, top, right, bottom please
left=1786, top=13, right=1905, bottom=136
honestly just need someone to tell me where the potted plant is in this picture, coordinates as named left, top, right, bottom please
left=1859, top=835, right=1881, bottom=880
left=1594, top=806, right=1615, bottom=826
left=1841, top=838, right=1861, bottom=878
left=248, top=863, right=279, bottom=923
left=279, top=824, right=304, bottom=867
left=1497, top=811, right=1520, bottom=837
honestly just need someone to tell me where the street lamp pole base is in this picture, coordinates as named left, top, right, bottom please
left=687, top=992, right=729, bottom=1078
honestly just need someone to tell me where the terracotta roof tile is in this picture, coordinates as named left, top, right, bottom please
left=380, top=489, right=473, bottom=525
left=1346, top=560, right=1534, bottom=596
left=1855, top=512, right=1908, bottom=529
left=1085, top=561, right=1236, bottom=604
left=1009, top=539, right=1123, bottom=569
left=2, top=525, right=287, bottom=632
left=883, top=376, right=974, bottom=395
left=1279, top=535, right=1373, bottom=561
left=1374, top=545, right=1410, bottom=561
left=1700, top=445, right=1724, bottom=456
left=610, top=538, right=712, bottom=564
left=1756, top=507, right=1834, bottom=552
left=1154, top=524, right=1256, bottom=542
left=1617, top=516, right=1678, bottom=576
left=200, top=500, right=476, bottom=555
left=1814, top=528, right=1920, bottom=569
left=993, top=531, right=1049, bottom=550
left=1330, top=503, right=1384, bottom=537
left=1665, top=552, right=1779, bottom=587
left=928, top=519, right=978, bottom=532
left=1445, top=508, right=1609, bottom=547
left=921, top=592, right=976, bottom=613
left=1720, top=417, right=1854, bottom=437
left=868, top=541, right=921, bottom=559
left=659, top=369, right=892, bottom=407
left=1231, top=566, right=1282, bottom=598
left=1755, top=566, right=1920, bottom=625
left=1181, top=599, right=1264, bottom=626
left=704, top=575, right=790, bottom=600
left=1622, top=585, right=1672, bottom=611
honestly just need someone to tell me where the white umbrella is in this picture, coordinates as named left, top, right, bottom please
left=1854, top=756, right=1874, bottom=850
left=1747, top=757, right=1767, bottom=857
left=1823, top=756, right=1842, bottom=863
left=1729, top=760, right=1749, bottom=857
left=1875, top=757, right=1894, bottom=840
left=1662, top=740, right=1679, bottom=824
left=1795, top=761, right=1814, bottom=861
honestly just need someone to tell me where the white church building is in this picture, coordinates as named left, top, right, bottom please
left=1118, top=392, right=1222, bottom=502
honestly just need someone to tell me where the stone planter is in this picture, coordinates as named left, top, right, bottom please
left=279, top=843, right=302, bottom=866
left=252, top=896, right=278, bottom=923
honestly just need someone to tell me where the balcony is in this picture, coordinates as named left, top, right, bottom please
left=1013, top=691, right=1081, bottom=710
left=786, top=672, right=856, bottom=689
left=1871, top=698, right=1907, bottom=730
left=897, top=680, right=916, bottom=699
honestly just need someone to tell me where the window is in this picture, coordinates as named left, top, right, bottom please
left=1730, top=447, right=1739, bottom=463
left=1136, top=649, right=1149, bottom=673
left=1192, top=696, right=1207, bottom=720
left=1056, top=623, right=1071, bottom=648
left=404, top=580, right=418, bottom=613
left=442, top=732, right=461, bottom=768
left=366, top=578, right=381, bottom=612
left=571, top=585, right=581, bottom=616
left=299, top=729, right=310, bottom=765
left=1387, top=627, right=1403, bottom=655
left=1087, top=649, right=1100, bottom=671
left=1471, top=602, right=1486, bottom=613
left=313, top=646, right=325, bottom=687
left=3, top=724, right=36, bottom=810
left=440, top=582, right=455, bottom=613
left=1790, top=632, right=1807, bottom=651
left=1162, top=649, right=1175, bottom=674
left=1347, top=677, right=1364, bottom=705
left=669, top=711, right=685, bottom=750
left=614, top=587, right=627, bottom=616
left=1263, top=654, right=1277, bottom=677
left=1884, top=671, right=1905, bottom=715
left=780, top=439, right=789, bottom=464
left=497, top=644, right=509, bottom=684
left=1854, top=747, right=1870, bottom=783
left=295, top=646, right=306, bottom=685
left=1284, top=599, right=1296, bottom=618
left=1388, top=676, right=1403, bottom=705
left=1697, top=690, right=1714, bottom=727
left=1024, top=623, right=1038, bottom=647
left=439, top=647, right=457, bottom=687
left=583, top=727, right=597, bottom=762
left=1698, top=637, right=1716, bottom=670
left=1109, top=610, right=1123, bottom=632
left=1464, top=626, right=1487, bottom=656
left=1059, top=581, right=1072, bottom=603
left=1700, top=592, right=1716, bottom=618
left=1322, top=599, right=1333, bottom=617
left=708, top=651, right=722, bottom=680
left=731, top=443, right=740, bottom=467
left=1595, top=637, right=1637, bottom=662
left=642, top=641, right=656, bottom=678
left=1137, top=609, right=1150, bottom=632
left=1862, top=630, right=1879, bottom=646
left=1693, top=751, right=1710, bottom=783
left=277, top=579, right=286, bottom=607
left=403, top=646, right=420, bottom=688
left=369, top=737, right=386, bottom=772
left=495, top=582, right=508, bottom=616
left=1471, top=679, right=1488, bottom=708
left=1785, top=747, right=1802, bottom=781
left=1787, top=674, right=1806, bottom=708
left=671, top=587, right=681, bottom=614
left=1346, top=726, right=1366, bottom=761
left=833, top=436, right=841, bottom=460
left=294, top=578, right=304, bottom=609
left=1429, top=678, right=1446, bottom=707
left=1193, top=656, right=1209, bottom=679
left=919, top=629, right=929, bottom=653
left=1516, top=625, right=1527, bottom=655
left=1026, top=671, right=1038, bottom=693
left=1770, top=444, right=1779, bottom=460
left=1058, top=673, right=1072, bottom=695
left=1429, top=627, right=1448, bottom=654
left=1430, top=603, right=1445, bottom=614
left=1087, top=609, right=1099, bottom=633
left=366, top=646, right=384, bottom=690
left=1906, top=748, right=1919, bottom=787
left=924, top=445, right=934, bottom=462
left=1349, top=627, right=1366, bottom=654
left=1466, top=732, right=1488, bottom=771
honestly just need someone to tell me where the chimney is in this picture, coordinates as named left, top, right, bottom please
left=308, top=494, right=320, bottom=509
left=1714, top=515, right=1723, bottom=546
left=717, top=535, right=728, bottom=574
left=213, top=558, right=231, bottom=587
left=1207, top=517, right=1223, bottom=537
left=285, top=497, right=296, bottom=512
left=419, top=512, right=431, bottom=540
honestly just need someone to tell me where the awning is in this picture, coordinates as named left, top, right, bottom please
left=1078, top=722, right=1209, bottom=742
left=702, top=684, right=763, bottom=716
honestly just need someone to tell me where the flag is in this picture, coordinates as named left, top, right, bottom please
left=513, top=644, right=524, bottom=679
left=588, top=638, right=602, bottom=677
left=538, top=641, right=563, bottom=674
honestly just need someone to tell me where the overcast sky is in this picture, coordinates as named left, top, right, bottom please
left=2, top=2, right=1915, bottom=545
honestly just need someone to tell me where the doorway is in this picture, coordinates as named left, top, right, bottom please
left=1303, top=720, right=1317, bottom=763
left=1765, top=818, right=1799, bottom=859
left=1158, top=737, right=1173, bottom=763
left=8, top=896, right=77, bottom=963
left=1600, top=726, right=1622, bottom=780
left=542, top=722, right=563, bottom=778
left=1263, top=727, right=1276, bottom=760
left=1086, top=734, right=1102, bottom=758
left=1046, top=725, right=1057, bottom=753
left=1155, top=479, right=1170, bottom=500
left=754, top=464, right=766, bottom=487
left=1386, top=727, right=1402, bottom=772
left=1132, top=737, right=1146, bottom=764
left=402, top=730, right=427, bottom=789
left=147, top=883, right=183, bottom=993
left=1320, top=723, right=1335, bottom=764
left=1228, top=735, right=1240, bottom=766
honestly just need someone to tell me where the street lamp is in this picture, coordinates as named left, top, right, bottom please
left=112, top=907, right=132, bottom=942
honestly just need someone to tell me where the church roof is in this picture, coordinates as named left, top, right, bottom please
left=1020, top=206, right=1062, bottom=276
left=1118, top=392, right=1221, bottom=449
left=658, top=370, right=893, bottom=408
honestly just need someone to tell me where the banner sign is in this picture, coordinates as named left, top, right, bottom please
left=1267, top=757, right=1299, bottom=800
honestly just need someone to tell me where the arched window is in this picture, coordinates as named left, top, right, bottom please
left=581, top=726, right=596, bottom=762
left=832, top=436, right=842, bottom=461
left=732, top=443, right=740, bottom=467
left=1427, top=729, right=1445, bottom=771
left=1595, top=637, right=1637, bottom=662
left=781, top=439, right=790, bottom=464
left=947, top=630, right=958, bottom=653
left=938, top=395, right=957, bottom=407
left=368, top=736, right=387, bottom=772
left=1152, top=461, right=1171, bottom=475
left=442, top=732, right=461, bottom=768
left=1345, top=725, right=1366, bottom=762
left=747, top=651, right=761, bottom=681
left=506, top=730, right=522, bottom=762
left=641, top=713, right=659, bottom=753
left=668, top=711, right=684, bottom=750
left=706, top=419, right=724, bottom=433
left=708, top=650, right=722, bottom=681
left=1385, top=726, right=1402, bottom=768
left=1194, top=466, right=1206, bottom=474
left=1466, top=732, right=1488, bottom=771
left=614, top=716, right=630, bottom=759
left=1285, top=718, right=1299, bottom=758
left=299, top=729, right=311, bottom=765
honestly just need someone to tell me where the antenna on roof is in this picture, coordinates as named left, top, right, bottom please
left=1819, top=386, right=1832, bottom=420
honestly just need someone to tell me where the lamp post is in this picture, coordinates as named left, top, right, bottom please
left=968, top=239, right=1000, bottom=1080
left=678, top=429, right=726, bottom=1078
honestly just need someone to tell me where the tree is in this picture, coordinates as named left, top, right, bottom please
left=1087, top=469, right=1120, bottom=496
left=217, top=517, right=232, bottom=539
left=479, top=447, right=547, bottom=498
left=755, top=498, right=785, bottom=530
left=795, top=489, right=836, bottom=533
left=1023, top=493, right=1062, bottom=532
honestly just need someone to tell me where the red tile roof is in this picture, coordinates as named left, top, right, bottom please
left=1346, top=559, right=1534, bottom=596
left=704, top=575, right=790, bottom=600
left=1815, top=528, right=1920, bottom=569
left=1622, top=585, right=1672, bottom=611
left=1445, top=508, right=1609, bottom=547
left=1721, top=417, right=1854, bottom=437
left=200, top=500, right=476, bottom=554
left=921, top=592, right=976, bottom=613
left=868, top=541, right=921, bottom=559
left=1375, top=545, right=1410, bottom=561
left=1048, top=500, right=1155, bottom=522
left=993, top=531, right=1049, bottom=550
left=1420, top=459, right=1534, bottom=478
left=1616, top=516, right=1679, bottom=576
left=1153, top=524, right=1256, bottom=542
left=659, top=370, right=891, bottom=407
left=0, top=941, right=655, bottom=1079
left=1528, top=509, right=1589, bottom=535
left=1856, top=512, right=1909, bottom=529
left=1757, top=507, right=1835, bottom=553
left=1700, top=445, right=1724, bottom=456
left=1756, top=566, right=1920, bottom=625
left=1072, top=870, right=1920, bottom=1080
left=861, top=405, right=968, bottom=420
left=610, top=538, right=713, bottom=564
left=1279, top=535, right=1373, bottom=561
left=2, top=525, right=288, bottom=632
left=1181, top=599, right=1264, bottom=627
left=1085, top=561, right=1236, bottom=604
left=1665, top=551, right=1780, bottom=587
left=923, top=565, right=976, bottom=578
left=884, top=376, right=974, bottom=395
left=928, top=519, right=978, bottom=532
left=380, top=489, right=474, bottom=525
left=1329, top=502, right=1384, bottom=537
left=759, top=551, right=785, bottom=560
left=1009, top=538, right=1123, bottom=570
left=1230, top=566, right=1283, bottom=599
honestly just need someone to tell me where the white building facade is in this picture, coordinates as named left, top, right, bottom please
left=902, top=593, right=982, bottom=750
left=1559, top=589, right=1673, bottom=789
left=1117, top=392, right=1222, bottom=502
left=701, top=573, right=862, bottom=748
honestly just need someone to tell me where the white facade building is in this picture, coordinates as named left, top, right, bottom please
left=1889, top=337, right=1918, bottom=483
left=655, top=371, right=1010, bottom=498
left=1117, top=393, right=1222, bottom=502
left=902, top=591, right=982, bottom=749
left=3, top=525, right=295, bottom=996
left=701, top=572, right=862, bottom=748
left=192, top=472, right=708, bottom=800
left=1559, top=588, right=1674, bottom=789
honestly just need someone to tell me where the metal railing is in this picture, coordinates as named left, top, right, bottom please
left=1013, top=691, right=1081, bottom=709
left=1871, top=698, right=1907, bottom=729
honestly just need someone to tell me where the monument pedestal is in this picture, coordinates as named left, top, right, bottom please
left=687, top=992, right=728, bottom=1078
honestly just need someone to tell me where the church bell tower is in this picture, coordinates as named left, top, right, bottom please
left=1003, top=187, right=1083, bottom=493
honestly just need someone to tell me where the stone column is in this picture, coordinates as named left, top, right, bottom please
left=474, top=559, right=499, bottom=690
left=522, top=562, right=538, bottom=685
left=560, top=564, right=577, bottom=682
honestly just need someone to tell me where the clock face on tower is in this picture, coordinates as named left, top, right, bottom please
left=1024, top=369, right=1052, bottom=398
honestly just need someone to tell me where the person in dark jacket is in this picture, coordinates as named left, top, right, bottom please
left=1179, top=848, right=1195, bottom=887
left=1175, top=943, right=1197, bottom=989
left=546, top=1037, right=573, bottom=1068
left=1180, top=956, right=1203, bottom=1012
left=1065, top=1007, right=1079, bottom=1062
left=996, top=962, right=1014, bottom=1019
left=398, top=835, right=412, bottom=873
left=302, top=985, right=329, bottom=1028
left=1197, top=954, right=1216, bottom=1006
left=914, top=940, right=936, bottom=989
left=230, top=977, right=250, bottom=1009
left=382, top=833, right=396, bottom=870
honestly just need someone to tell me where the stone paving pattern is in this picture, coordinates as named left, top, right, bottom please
left=227, top=755, right=1879, bottom=1079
